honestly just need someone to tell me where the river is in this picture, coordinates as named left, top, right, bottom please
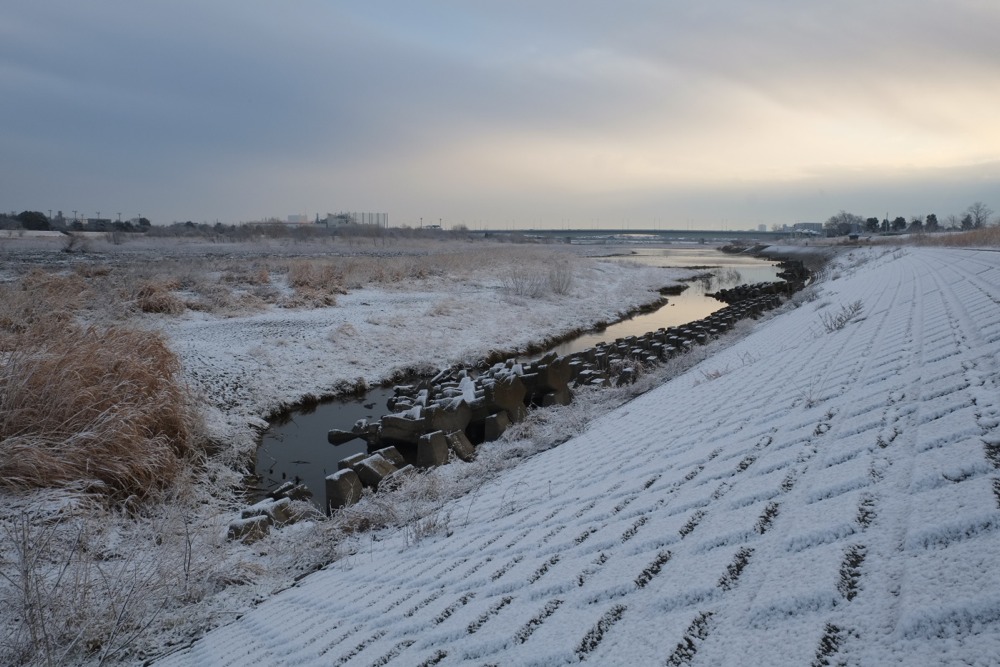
left=254, top=246, right=780, bottom=508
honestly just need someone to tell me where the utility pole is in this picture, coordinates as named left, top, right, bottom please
left=116, top=212, right=121, bottom=223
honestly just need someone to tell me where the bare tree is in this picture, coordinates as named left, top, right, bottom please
left=966, top=201, right=993, bottom=228
left=824, top=210, right=864, bottom=236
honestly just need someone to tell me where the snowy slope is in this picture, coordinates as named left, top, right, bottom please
left=155, top=246, right=1000, bottom=666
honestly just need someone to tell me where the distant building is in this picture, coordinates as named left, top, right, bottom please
left=320, top=213, right=356, bottom=227
left=287, top=214, right=309, bottom=224
left=318, top=212, right=389, bottom=228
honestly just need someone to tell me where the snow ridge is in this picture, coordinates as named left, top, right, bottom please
left=155, top=247, right=1000, bottom=666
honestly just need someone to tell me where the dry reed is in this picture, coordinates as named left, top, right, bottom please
left=916, top=226, right=1000, bottom=247
left=285, top=260, right=345, bottom=293
left=0, top=322, right=200, bottom=501
left=135, top=280, right=186, bottom=314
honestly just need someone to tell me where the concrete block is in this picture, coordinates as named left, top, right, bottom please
left=417, top=431, right=449, bottom=468
left=325, top=469, right=363, bottom=511
left=354, top=454, right=398, bottom=488
left=446, top=430, right=476, bottom=462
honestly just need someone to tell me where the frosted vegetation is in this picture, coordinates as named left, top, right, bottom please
left=2, top=231, right=999, bottom=665
left=0, top=234, right=688, bottom=665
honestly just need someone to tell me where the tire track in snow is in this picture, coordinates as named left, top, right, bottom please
left=691, top=251, right=913, bottom=665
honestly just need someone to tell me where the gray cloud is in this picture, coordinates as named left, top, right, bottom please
left=1, top=1, right=998, bottom=225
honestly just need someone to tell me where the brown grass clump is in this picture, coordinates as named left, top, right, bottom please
left=0, top=272, right=85, bottom=345
left=283, top=260, right=345, bottom=307
left=0, top=322, right=201, bottom=501
left=280, top=289, right=338, bottom=308
left=285, top=260, right=344, bottom=291
left=135, top=280, right=186, bottom=314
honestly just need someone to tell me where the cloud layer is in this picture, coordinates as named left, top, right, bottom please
left=2, top=1, right=999, bottom=227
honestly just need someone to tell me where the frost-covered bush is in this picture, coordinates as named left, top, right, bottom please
left=548, top=261, right=574, bottom=296
left=500, top=267, right=548, bottom=298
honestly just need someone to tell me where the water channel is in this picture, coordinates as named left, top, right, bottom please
left=254, top=247, right=781, bottom=508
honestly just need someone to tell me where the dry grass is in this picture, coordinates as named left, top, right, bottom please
left=285, top=259, right=345, bottom=292
left=0, top=241, right=584, bottom=323
left=0, top=321, right=201, bottom=501
left=916, top=227, right=1000, bottom=247
left=220, top=265, right=270, bottom=286
left=819, top=300, right=864, bottom=332
left=135, top=281, right=186, bottom=314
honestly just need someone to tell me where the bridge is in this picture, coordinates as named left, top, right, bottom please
left=481, top=228, right=790, bottom=243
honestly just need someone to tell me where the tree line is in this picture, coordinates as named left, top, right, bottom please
left=824, top=202, right=995, bottom=236
left=0, top=211, right=151, bottom=232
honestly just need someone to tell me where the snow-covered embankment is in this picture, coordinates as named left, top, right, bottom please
left=158, top=246, right=1000, bottom=666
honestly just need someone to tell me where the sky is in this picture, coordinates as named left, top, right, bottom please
left=2, top=1, right=999, bottom=230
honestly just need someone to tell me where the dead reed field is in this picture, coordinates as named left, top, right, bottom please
left=0, top=237, right=581, bottom=504
left=0, top=234, right=616, bottom=665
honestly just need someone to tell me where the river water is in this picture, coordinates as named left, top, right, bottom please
left=253, top=247, right=780, bottom=506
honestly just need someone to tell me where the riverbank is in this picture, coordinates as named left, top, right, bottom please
left=156, top=244, right=1000, bottom=666
left=0, top=237, right=704, bottom=665
left=156, top=244, right=698, bottom=464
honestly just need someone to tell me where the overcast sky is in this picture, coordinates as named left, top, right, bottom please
left=2, top=1, right=999, bottom=229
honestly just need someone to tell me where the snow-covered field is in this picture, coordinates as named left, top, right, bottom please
left=155, top=245, right=1000, bottom=666
left=154, top=245, right=689, bottom=459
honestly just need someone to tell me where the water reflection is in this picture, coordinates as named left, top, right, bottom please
left=255, top=247, right=779, bottom=507
left=255, top=386, right=394, bottom=502
left=547, top=248, right=778, bottom=356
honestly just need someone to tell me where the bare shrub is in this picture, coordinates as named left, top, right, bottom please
left=819, top=300, right=864, bottom=333
left=500, top=267, right=548, bottom=298
left=548, top=261, right=574, bottom=296
left=61, top=233, right=90, bottom=254
left=0, top=496, right=245, bottom=667
left=0, top=323, right=201, bottom=500
left=0, top=510, right=169, bottom=665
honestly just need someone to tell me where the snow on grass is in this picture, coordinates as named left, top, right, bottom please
left=149, top=246, right=1000, bottom=666
left=158, top=250, right=685, bottom=459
